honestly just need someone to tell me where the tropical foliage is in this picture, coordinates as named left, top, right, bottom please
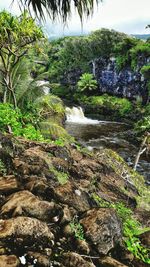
left=77, top=73, right=97, bottom=92
left=19, top=0, right=100, bottom=21
left=0, top=11, right=43, bottom=108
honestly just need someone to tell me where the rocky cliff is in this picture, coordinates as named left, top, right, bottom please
left=90, top=56, right=149, bottom=102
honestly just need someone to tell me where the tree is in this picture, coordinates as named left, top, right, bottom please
left=0, top=11, right=43, bottom=108
left=18, top=0, right=99, bottom=21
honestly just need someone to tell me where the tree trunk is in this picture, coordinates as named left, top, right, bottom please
left=3, top=89, right=7, bottom=103
left=134, top=134, right=149, bottom=171
left=11, top=90, right=17, bottom=109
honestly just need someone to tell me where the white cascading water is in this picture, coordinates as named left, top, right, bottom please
left=65, top=106, right=99, bottom=124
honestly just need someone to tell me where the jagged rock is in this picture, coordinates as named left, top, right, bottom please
left=60, top=205, right=76, bottom=224
left=63, top=224, right=73, bottom=237
left=14, top=147, right=52, bottom=177
left=0, top=133, right=148, bottom=267
left=24, top=176, right=51, bottom=195
left=139, top=230, right=150, bottom=248
left=98, top=256, right=129, bottom=267
left=0, top=190, right=63, bottom=222
left=0, top=176, right=18, bottom=193
left=135, top=209, right=150, bottom=227
left=80, top=208, right=122, bottom=255
left=27, top=251, right=50, bottom=267
left=0, top=216, right=54, bottom=247
left=54, top=181, right=91, bottom=212
left=62, top=252, right=96, bottom=267
left=0, top=255, right=20, bottom=267
left=75, top=239, right=90, bottom=254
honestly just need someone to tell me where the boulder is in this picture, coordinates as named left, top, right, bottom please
left=0, top=216, right=54, bottom=248
left=80, top=208, right=122, bottom=255
left=54, top=181, right=91, bottom=212
left=0, top=176, right=18, bottom=193
left=0, top=255, right=19, bottom=267
left=139, top=230, right=150, bottom=248
left=98, top=256, right=129, bottom=267
left=1, top=190, right=63, bottom=222
left=27, top=251, right=50, bottom=267
left=62, top=252, right=96, bottom=267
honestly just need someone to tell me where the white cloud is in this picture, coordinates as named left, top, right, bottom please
left=0, top=0, right=150, bottom=35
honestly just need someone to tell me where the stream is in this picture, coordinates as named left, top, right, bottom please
left=65, top=106, right=150, bottom=185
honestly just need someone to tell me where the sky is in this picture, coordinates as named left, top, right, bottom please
left=0, top=0, right=150, bottom=37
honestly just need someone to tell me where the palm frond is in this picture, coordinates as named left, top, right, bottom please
left=18, top=0, right=100, bottom=21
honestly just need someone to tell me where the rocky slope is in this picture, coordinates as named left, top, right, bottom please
left=0, top=133, right=149, bottom=267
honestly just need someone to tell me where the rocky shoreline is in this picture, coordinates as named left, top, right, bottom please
left=0, top=133, right=149, bottom=267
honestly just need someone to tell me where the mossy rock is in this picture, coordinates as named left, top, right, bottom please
left=34, top=94, right=65, bottom=122
left=98, top=149, right=150, bottom=210
left=39, top=121, right=73, bottom=142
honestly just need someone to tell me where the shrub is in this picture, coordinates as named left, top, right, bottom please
left=135, top=116, right=150, bottom=134
left=81, top=94, right=133, bottom=116
left=34, top=94, right=65, bottom=120
left=70, top=218, right=85, bottom=240
left=77, top=73, right=98, bottom=93
left=0, top=103, right=44, bottom=141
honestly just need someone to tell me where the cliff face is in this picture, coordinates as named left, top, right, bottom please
left=0, top=133, right=149, bottom=267
left=91, top=56, right=149, bottom=102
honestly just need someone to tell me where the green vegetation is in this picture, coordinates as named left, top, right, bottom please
left=78, top=94, right=133, bottom=116
left=135, top=116, right=150, bottom=134
left=0, top=8, right=149, bottom=266
left=21, top=0, right=98, bottom=21
left=70, top=218, right=85, bottom=240
left=0, top=103, right=44, bottom=141
left=92, top=193, right=150, bottom=264
left=45, top=29, right=127, bottom=85
left=0, top=11, right=43, bottom=108
left=77, top=73, right=98, bottom=93
left=55, top=171, right=68, bottom=185
left=50, top=166, right=69, bottom=185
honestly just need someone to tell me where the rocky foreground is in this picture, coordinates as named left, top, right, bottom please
left=0, top=133, right=149, bottom=267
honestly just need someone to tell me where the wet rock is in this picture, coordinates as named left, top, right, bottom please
left=62, top=252, right=96, bottom=267
left=80, top=208, right=122, bottom=255
left=54, top=181, right=91, bottom=212
left=0, top=216, right=54, bottom=247
left=0, top=176, right=18, bottom=193
left=0, top=255, right=20, bottom=267
left=1, top=190, right=63, bottom=222
left=98, top=256, right=129, bottom=267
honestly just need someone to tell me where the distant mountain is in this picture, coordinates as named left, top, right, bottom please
left=132, top=34, right=150, bottom=40
left=48, top=31, right=87, bottom=41
left=48, top=32, right=150, bottom=41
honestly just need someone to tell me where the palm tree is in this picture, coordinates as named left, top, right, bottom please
left=18, top=0, right=99, bottom=21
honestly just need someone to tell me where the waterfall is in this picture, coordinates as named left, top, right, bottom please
left=36, top=80, right=50, bottom=95
left=65, top=106, right=99, bottom=124
left=92, top=60, right=96, bottom=77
